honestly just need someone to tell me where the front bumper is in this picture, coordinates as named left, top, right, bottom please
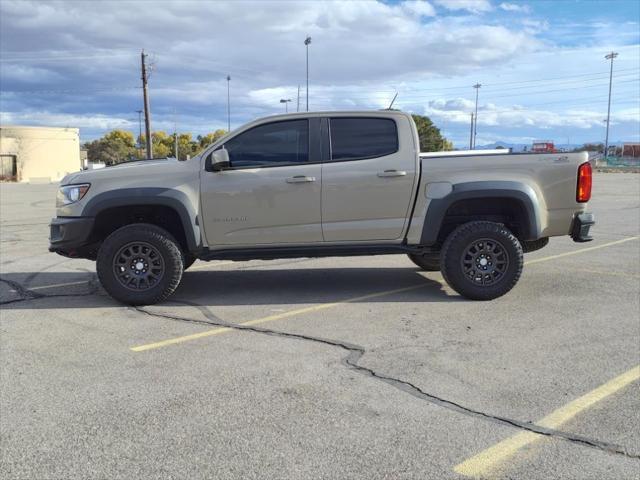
left=571, top=212, right=595, bottom=243
left=49, top=216, right=95, bottom=257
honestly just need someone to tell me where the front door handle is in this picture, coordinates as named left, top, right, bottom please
left=377, top=170, right=407, bottom=177
left=286, top=175, right=316, bottom=183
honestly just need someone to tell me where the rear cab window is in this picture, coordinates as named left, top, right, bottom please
left=329, top=117, right=398, bottom=161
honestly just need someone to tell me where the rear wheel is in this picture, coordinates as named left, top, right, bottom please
left=440, top=221, right=523, bottom=300
left=407, top=253, right=440, bottom=271
left=97, top=223, right=183, bottom=305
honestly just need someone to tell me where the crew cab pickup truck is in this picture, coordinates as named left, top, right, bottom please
left=50, top=111, right=594, bottom=305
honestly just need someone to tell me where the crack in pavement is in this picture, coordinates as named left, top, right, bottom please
left=133, top=304, right=640, bottom=461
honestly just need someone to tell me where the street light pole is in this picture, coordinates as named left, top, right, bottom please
left=280, top=98, right=292, bottom=113
left=469, top=113, right=474, bottom=150
left=472, top=83, right=481, bottom=149
left=304, top=36, right=311, bottom=112
left=604, top=51, right=618, bottom=158
left=226, top=75, right=231, bottom=132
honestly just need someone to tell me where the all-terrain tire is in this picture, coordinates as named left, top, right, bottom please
left=440, top=221, right=523, bottom=301
left=407, top=253, right=440, bottom=271
left=97, top=223, right=184, bottom=305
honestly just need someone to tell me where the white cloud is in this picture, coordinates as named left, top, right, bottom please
left=423, top=98, right=637, bottom=132
left=0, top=111, right=133, bottom=130
left=402, top=1, right=436, bottom=17
left=521, top=18, right=549, bottom=34
left=0, top=0, right=637, bottom=146
left=499, top=2, right=531, bottom=13
left=433, top=0, right=492, bottom=14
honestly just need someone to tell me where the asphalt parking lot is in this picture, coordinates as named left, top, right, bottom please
left=1, top=172, right=639, bottom=479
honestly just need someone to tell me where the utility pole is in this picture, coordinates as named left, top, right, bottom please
left=296, top=85, right=300, bottom=112
left=135, top=109, right=143, bottom=157
left=226, top=75, right=231, bottom=132
left=604, top=51, right=618, bottom=158
left=141, top=50, right=153, bottom=159
left=304, top=36, right=311, bottom=111
left=472, top=83, right=481, bottom=149
left=469, top=113, right=474, bottom=150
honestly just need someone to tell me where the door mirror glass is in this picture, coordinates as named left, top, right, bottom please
left=210, top=148, right=230, bottom=171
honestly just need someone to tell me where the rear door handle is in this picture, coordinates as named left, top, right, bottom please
left=377, top=170, right=407, bottom=177
left=286, top=175, right=316, bottom=183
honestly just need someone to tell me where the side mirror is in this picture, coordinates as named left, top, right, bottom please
left=207, top=148, right=230, bottom=172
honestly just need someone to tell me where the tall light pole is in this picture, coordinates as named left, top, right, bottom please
left=469, top=113, right=474, bottom=150
left=304, top=36, right=311, bottom=112
left=604, top=51, right=618, bottom=158
left=472, top=83, right=481, bottom=149
left=226, top=75, right=231, bottom=132
left=280, top=98, right=292, bottom=113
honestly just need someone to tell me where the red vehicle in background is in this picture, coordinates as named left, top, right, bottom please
left=532, top=141, right=556, bottom=153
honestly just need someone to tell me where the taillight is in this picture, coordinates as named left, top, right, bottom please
left=576, top=162, right=592, bottom=203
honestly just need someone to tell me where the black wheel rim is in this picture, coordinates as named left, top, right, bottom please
left=113, top=241, right=165, bottom=291
left=460, top=238, right=509, bottom=286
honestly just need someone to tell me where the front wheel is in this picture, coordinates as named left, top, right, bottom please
left=440, top=221, right=523, bottom=300
left=97, top=223, right=184, bottom=305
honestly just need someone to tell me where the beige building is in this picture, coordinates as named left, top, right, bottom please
left=0, top=125, right=81, bottom=182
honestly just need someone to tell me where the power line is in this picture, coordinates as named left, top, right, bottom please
left=287, top=68, right=640, bottom=98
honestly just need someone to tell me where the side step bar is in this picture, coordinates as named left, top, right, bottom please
left=199, top=243, right=437, bottom=262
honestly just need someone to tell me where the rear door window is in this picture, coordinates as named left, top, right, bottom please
left=329, top=118, right=398, bottom=161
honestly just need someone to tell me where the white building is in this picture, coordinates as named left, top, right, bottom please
left=0, top=125, right=81, bottom=182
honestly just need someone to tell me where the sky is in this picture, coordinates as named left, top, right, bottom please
left=0, top=0, right=638, bottom=148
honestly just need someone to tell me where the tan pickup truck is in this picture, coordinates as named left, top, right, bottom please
left=50, top=110, right=594, bottom=305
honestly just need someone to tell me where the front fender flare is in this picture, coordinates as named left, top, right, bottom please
left=81, top=188, right=200, bottom=251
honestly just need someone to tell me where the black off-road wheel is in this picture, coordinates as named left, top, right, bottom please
left=407, top=253, right=440, bottom=271
left=97, top=223, right=184, bottom=305
left=440, top=221, right=523, bottom=300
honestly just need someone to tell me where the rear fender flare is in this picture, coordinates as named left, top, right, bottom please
left=419, top=181, right=541, bottom=245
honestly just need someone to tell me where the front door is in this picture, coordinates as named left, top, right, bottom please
left=200, top=118, right=322, bottom=247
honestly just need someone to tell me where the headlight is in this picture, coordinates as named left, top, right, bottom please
left=56, top=184, right=90, bottom=207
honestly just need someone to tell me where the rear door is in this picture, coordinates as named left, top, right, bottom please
left=200, top=118, right=323, bottom=246
left=321, top=115, right=417, bottom=241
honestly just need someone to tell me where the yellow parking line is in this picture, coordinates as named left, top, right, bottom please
left=524, top=236, right=639, bottom=266
left=563, top=267, right=640, bottom=279
left=132, top=236, right=639, bottom=352
left=454, top=365, right=640, bottom=478
left=188, top=261, right=235, bottom=271
left=130, top=283, right=427, bottom=352
left=28, top=280, right=91, bottom=291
